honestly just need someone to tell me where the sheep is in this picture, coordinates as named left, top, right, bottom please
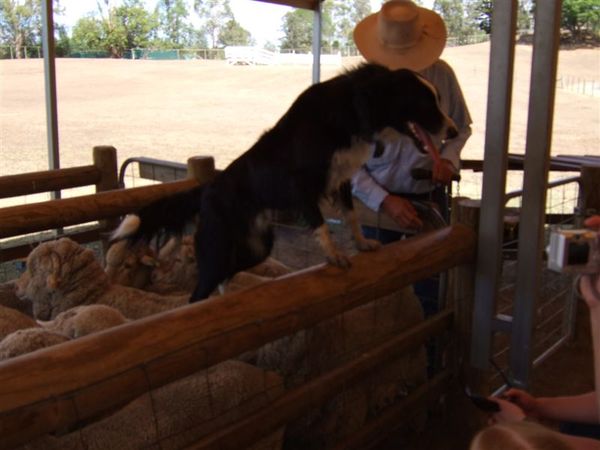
left=0, top=280, right=33, bottom=316
left=104, top=240, right=158, bottom=289
left=149, top=235, right=197, bottom=293
left=255, top=287, right=428, bottom=448
left=21, top=360, right=285, bottom=450
left=105, top=234, right=291, bottom=295
left=16, top=238, right=277, bottom=322
left=0, top=304, right=39, bottom=341
left=41, top=304, right=128, bottom=338
left=0, top=306, right=128, bottom=362
left=15, top=237, right=188, bottom=321
left=0, top=327, right=70, bottom=361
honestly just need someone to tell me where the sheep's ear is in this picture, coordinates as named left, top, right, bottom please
left=46, top=274, right=60, bottom=289
left=46, top=252, right=62, bottom=289
left=105, top=241, right=126, bottom=266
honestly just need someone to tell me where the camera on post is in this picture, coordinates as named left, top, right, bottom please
left=547, top=226, right=599, bottom=274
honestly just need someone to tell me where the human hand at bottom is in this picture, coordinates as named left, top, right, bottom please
left=502, top=388, right=541, bottom=418
left=381, top=194, right=423, bottom=230
left=488, top=397, right=527, bottom=424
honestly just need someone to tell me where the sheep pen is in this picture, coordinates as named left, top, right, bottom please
left=0, top=220, right=475, bottom=449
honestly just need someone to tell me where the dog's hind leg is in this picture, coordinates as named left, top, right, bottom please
left=338, top=181, right=381, bottom=252
left=190, top=220, right=234, bottom=302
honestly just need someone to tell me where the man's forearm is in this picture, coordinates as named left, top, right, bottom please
left=590, top=305, right=600, bottom=420
left=537, top=391, right=598, bottom=423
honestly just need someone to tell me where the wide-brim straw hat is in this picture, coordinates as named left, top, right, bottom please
left=353, top=0, right=447, bottom=71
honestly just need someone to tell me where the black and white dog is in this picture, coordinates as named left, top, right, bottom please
left=112, top=63, right=457, bottom=301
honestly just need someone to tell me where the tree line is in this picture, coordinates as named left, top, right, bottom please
left=0, top=0, right=598, bottom=59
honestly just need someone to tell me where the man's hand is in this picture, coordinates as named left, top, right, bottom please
left=432, top=158, right=456, bottom=185
left=488, top=397, right=526, bottom=424
left=502, top=388, right=541, bottom=418
left=381, top=194, right=423, bottom=229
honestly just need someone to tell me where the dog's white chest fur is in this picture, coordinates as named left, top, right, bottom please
left=327, top=140, right=371, bottom=194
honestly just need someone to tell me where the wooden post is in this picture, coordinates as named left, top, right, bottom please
left=449, top=197, right=483, bottom=385
left=447, top=197, right=488, bottom=430
left=580, top=165, right=600, bottom=216
left=93, top=146, right=120, bottom=247
left=187, top=156, right=216, bottom=184
left=93, top=146, right=119, bottom=193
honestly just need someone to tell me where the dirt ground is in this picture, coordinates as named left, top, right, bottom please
left=0, top=42, right=598, bottom=187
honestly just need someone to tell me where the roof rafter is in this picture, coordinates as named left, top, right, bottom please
left=251, top=0, right=323, bottom=11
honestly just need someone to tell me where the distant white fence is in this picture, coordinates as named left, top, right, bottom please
left=557, top=74, right=600, bottom=97
left=224, top=46, right=342, bottom=66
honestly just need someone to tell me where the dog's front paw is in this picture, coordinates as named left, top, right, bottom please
left=355, top=237, right=381, bottom=252
left=326, top=251, right=352, bottom=269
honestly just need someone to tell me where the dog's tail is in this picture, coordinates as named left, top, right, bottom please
left=111, top=185, right=205, bottom=244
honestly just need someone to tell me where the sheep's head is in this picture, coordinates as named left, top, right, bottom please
left=15, top=238, right=110, bottom=320
left=151, top=236, right=197, bottom=293
left=105, top=241, right=158, bottom=289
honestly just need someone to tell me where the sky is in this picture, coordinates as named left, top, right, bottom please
left=58, top=0, right=435, bottom=46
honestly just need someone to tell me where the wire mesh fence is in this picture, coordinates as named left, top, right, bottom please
left=489, top=174, right=582, bottom=390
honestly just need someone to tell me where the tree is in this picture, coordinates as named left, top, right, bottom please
left=193, top=0, right=234, bottom=48
left=71, top=0, right=157, bottom=57
left=470, top=0, right=491, bottom=34
left=0, top=0, right=41, bottom=58
left=561, top=0, right=600, bottom=39
left=71, top=15, right=104, bottom=51
left=113, top=0, right=158, bottom=50
left=280, top=8, right=312, bottom=52
left=471, top=1, right=535, bottom=35
left=217, top=19, right=251, bottom=47
left=156, top=0, right=190, bottom=47
left=327, top=0, right=370, bottom=49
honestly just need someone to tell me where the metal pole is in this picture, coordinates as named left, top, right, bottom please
left=510, top=0, right=562, bottom=388
left=41, top=0, right=60, bottom=177
left=470, top=1, right=518, bottom=369
left=311, top=0, right=322, bottom=84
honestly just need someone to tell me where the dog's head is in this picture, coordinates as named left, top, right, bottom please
left=355, top=65, right=458, bottom=155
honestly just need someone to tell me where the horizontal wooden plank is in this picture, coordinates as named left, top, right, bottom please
left=0, top=178, right=198, bottom=239
left=0, top=165, right=101, bottom=199
left=252, top=0, right=320, bottom=10
left=188, top=312, right=453, bottom=449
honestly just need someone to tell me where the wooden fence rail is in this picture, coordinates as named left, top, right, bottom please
left=0, top=224, right=476, bottom=449
left=192, top=311, right=453, bottom=450
left=0, top=146, right=118, bottom=200
left=0, top=155, right=215, bottom=240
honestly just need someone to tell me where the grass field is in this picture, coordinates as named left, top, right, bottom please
left=0, top=42, right=598, bottom=201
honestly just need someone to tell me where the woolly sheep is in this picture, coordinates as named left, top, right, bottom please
left=106, top=234, right=290, bottom=295
left=0, top=304, right=38, bottom=341
left=149, top=235, right=197, bottom=293
left=41, top=304, right=128, bottom=338
left=0, top=280, right=33, bottom=316
left=255, top=287, right=427, bottom=447
left=22, top=360, right=284, bottom=450
left=0, top=327, right=70, bottom=361
left=104, top=240, right=158, bottom=289
left=16, top=238, right=275, bottom=322
left=15, top=238, right=188, bottom=321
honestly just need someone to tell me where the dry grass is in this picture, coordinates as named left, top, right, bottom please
left=0, top=42, right=598, bottom=197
